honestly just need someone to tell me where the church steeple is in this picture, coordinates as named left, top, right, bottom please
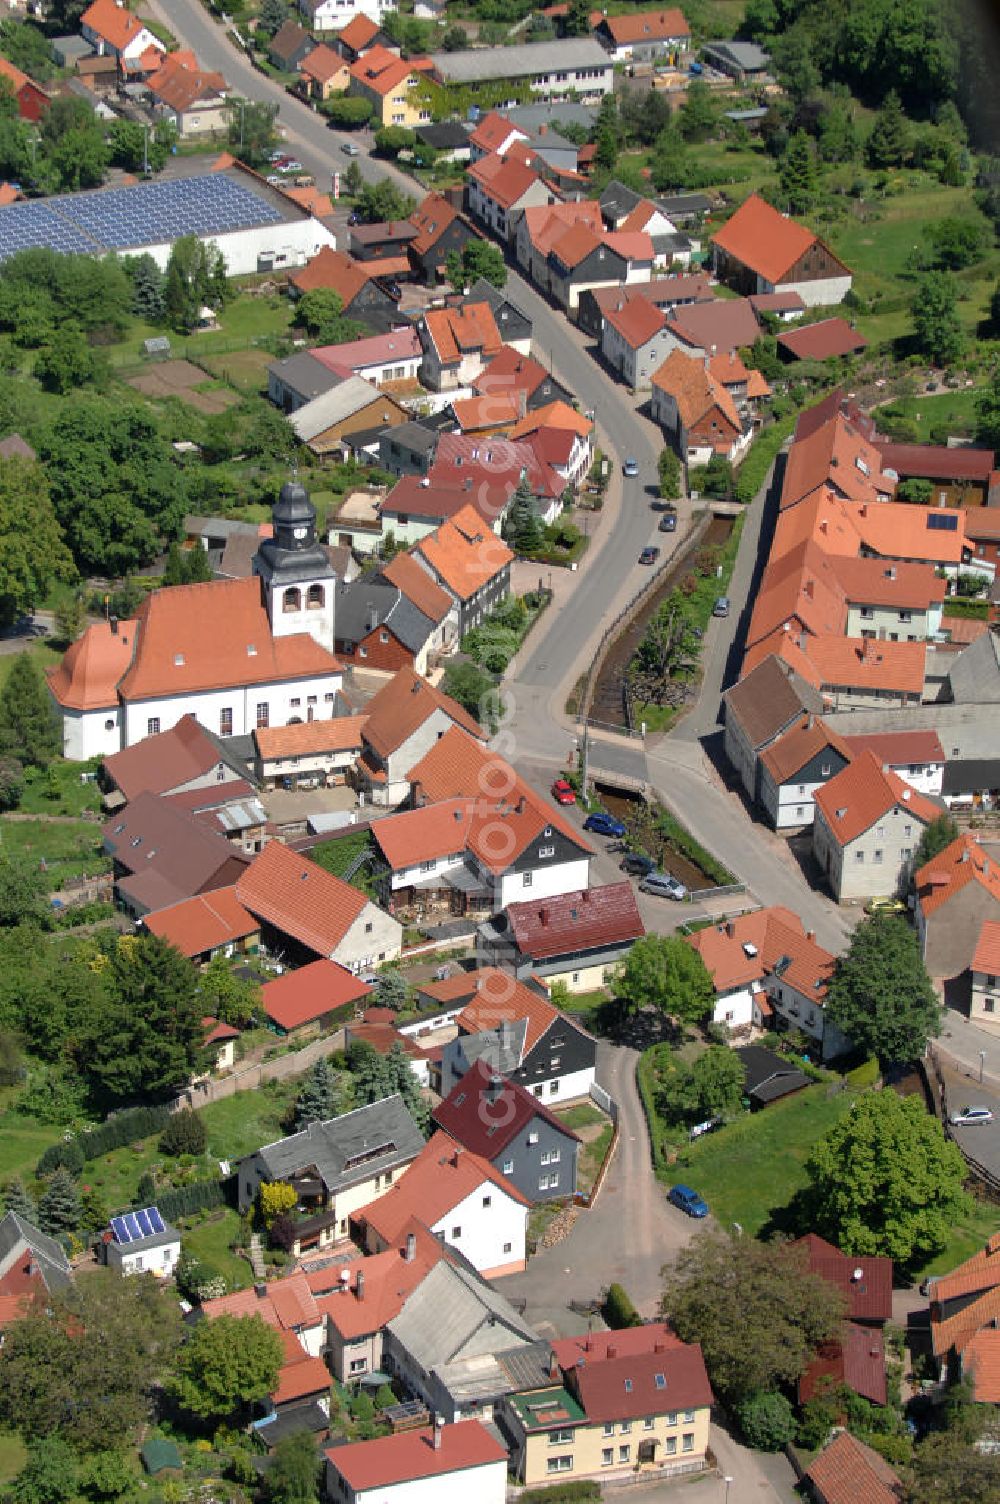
left=253, top=477, right=337, bottom=655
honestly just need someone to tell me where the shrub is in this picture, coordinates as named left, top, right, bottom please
left=150, top=1178, right=225, bottom=1221
left=735, top=1390, right=796, bottom=1450
left=269, top=1213, right=297, bottom=1253
left=159, top=1109, right=207, bottom=1158
left=36, top=1138, right=85, bottom=1179
left=77, top=1104, right=172, bottom=1160
left=603, top=1282, right=642, bottom=1329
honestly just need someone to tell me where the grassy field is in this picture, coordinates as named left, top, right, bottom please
left=183, top=1207, right=252, bottom=1290
left=0, top=1098, right=63, bottom=1186
left=918, top=1195, right=1000, bottom=1278
left=0, top=641, right=62, bottom=693
left=0, top=1433, right=26, bottom=1487
left=872, top=386, right=983, bottom=440
left=554, top=1103, right=607, bottom=1131
left=17, top=760, right=102, bottom=818
left=1, top=818, right=108, bottom=889
left=104, top=294, right=295, bottom=368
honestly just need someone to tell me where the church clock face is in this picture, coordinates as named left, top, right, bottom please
left=293, top=526, right=308, bottom=540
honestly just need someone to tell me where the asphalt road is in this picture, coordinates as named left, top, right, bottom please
left=144, top=0, right=414, bottom=199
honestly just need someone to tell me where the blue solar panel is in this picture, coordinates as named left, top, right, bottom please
left=148, top=1206, right=165, bottom=1235
left=124, top=1212, right=142, bottom=1242
left=0, top=174, right=284, bottom=263
left=135, top=1208, right=153, bottom=1238
left=110, top=1214, right=131, bottom=1245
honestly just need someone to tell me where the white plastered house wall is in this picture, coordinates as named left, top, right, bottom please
left=121, top=671, right=344, bottom=748
left=428, top=1180, right=527, bottom=1276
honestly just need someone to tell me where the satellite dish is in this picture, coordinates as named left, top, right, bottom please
left=852, top=1267, right=864, bottom=1281
left=340, top=1269, right=351, bottom=1285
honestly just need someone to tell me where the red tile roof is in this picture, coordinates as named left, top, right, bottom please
left=508, top=400, right=593, bottom=441
left=453, top=970, right=558, bottom=1051
left=971, top=919, right=1000, bottom=976
left=415, top=507, right=514, bottom=601
left=47, top=619, right=137, bottom=711
left=802, top=634, right=927, bottom=697
left=147, top=52, right=227, bottom=112
left=604, top=229, right=653, bottom=262
left=687, top=905, right=835, bottom=999
left=360, top=1128, right=528, bottom=1248
left=467, top=152, right=540, bottom=210
left=520, top=199, right=604, bottom=258
left=651, top=348, right=742, bottom=443
left=337, top=14, right=379, bottom=51
left=804, top=1430, right=902, bottom=1504
left=850, top=500, right=965, bottom=566
left=361, top=666, right=483, bottom=760
left=839, top=731, right=944, bottom=770
left=315, top=1235, right=443, bottom=1340
left=421, top=302, right=503, bottom=365
left=814, top=750, right=940, bottom=846
left=831, top=555, right=944, bottom=610
left=201, top=1273, right=321, bottom=1333
left=142, top=887, right=258, bottom=958
left=409, top=191, right=465, bottom=256
left=780, top=412, right=893, bottom=513
left=791, top=1233, right=892, bottom=1322
left=601, top=294, right=667, bottom=349
left=254, top=715, right=368, bottom=760
left=380, top=553, right=452, bottom=624
left=383, top=472, right=509, bottom=528
left=778, top=318, right=868, bottom=361
left=668, top=296, right=760, bottom=354
left=552, top=1323, right=683, bottom=1366
left=556, top=1327, right=712, bottom=1423
left=432, top=432, right=563, bottom=499
left=326, top=1420, right=506, bottom=1491
left=117, top=577, right=339, bottom=701
left=600, top=7, right=690, bottom=43
left=963, top=1326, right=1000, bottom=1402
left=451, top=393, right=521, bottom=432
left=469, top=111, right=520, bottom=153
left=548, top=222, right=602, bottom=270
left=432, top=1057, right=579, bottom=1156
left=235, top=842, right=369, bottom=958
left=471, top=348, right=551, bottom=400
left=312, top=327, right=421, bottom=375
left=300, top=43, right=345, bottom=84
left=289, top=245, right=380, bottom=302
left=261, top=958, right=372, bottom=1031
left=712, top=192, right=846, bottom=286
left=82, top=0, right=162, bottom=53
left=348, top=44, right=416, bottom=96
left=505, top=881, right=643, bottom=960
left=875, top=441, right=995, bottom=484
left=915, top=833, right=1000, bottom=920
left=801, top=1322, right=887, bottom=1406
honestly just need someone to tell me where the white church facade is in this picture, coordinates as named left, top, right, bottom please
left=48, top=482, right=344, bottom=760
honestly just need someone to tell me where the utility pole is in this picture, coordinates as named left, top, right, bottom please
left=580, top=722, right=589, bottom=798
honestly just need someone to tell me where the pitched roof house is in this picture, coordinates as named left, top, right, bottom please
left=412, top=506, right=514, bottom=634
left=722, top=652, right=824, bottom=801
left=146, top=50, right=229, bottom=137
left=594, top=8, right=690, bottom=59
left=417, top=301, right=504, bottom=391
left=812, top=751, right=940, bottom=903
left=600, top=295, right=674, bottom=390
left=100, top=713, right=251, bottom=805
left=0, top=1211, right=73, bottom=1331
left=791, top=1234, right=892, bottom=1407
left=686, top=907, right=843, bottom=1058
left=289, top=247, right=398, bottom=330
left=711, top=192, right=852, bottom=307
left=465, top=152, right=552, bottom=242
left=0, top=55, right=49, bottom=122
left=324, top=1418, right=507, bottom=1504
left=778, top=317, right=868, bottom=362
left=333, top=576, right=442, bottom=676
left=103, top=793, right=250, bottom=917
left=408, top=191, right=480, bottom=279
left=355, top=664, right=485, bottom=807
left=804, top=1431, right=903, bottom=1504
left=236, top=1095, right=426, bottom=1252
left=472, top=347, right=574, bottom=413
left=261, top=958, right=373, bottom=1036
left=651, top=348, right=749, bottom=466
left=926, top=1233, right=1000, bottom=1375
left=235, top=839, right=403, bottom=971
left=81, top=0, right=166, bottom=64
left=359, top=1128, right=529, bottom=1276
left=268, top=19, right=316, bottom=72
left=480, top=880, right=644, bottom=992
left=433, top=1058, right=580, bottom=1204
left=141, top=886, right=260, bottom=965
left=914, top=832, right=1000, bottom=984
left=757, top=714, right=854, bottom=830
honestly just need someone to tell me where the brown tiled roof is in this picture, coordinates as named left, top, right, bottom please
left=840, top=730, right=944, bottom=768
left=421, top=302, right=503, bottom=365
left=337, top=14, right=379, bottom=51
left=804, top=1430, right=902, bottom=1504
left=687, top=906, right=835, bottom=999
left=814, top=750, right=940, bottom=846
left=915, top=833, right=1000, bottom=920
left=432, top=1058, right=579, bottom=1156
left=651, top=348, right=742, bottom=439
left=467, top=152, right=540, bottom=210
left=451, top=393, right=521, bottom=432
left=722, top=652, right=822, bottom=750
left=602, top=295, right=666, bottom=349
left=804, top=634, right=927, bottom=697
left=780, top=412, right=892, bottom=513
left=520, top=199, right=603, bottom=257
left=549, top=222, right=602, bottom=270
left=300, top=43, right=346, bottom=84
left=469, top=111, right=519, bottom=152
left=235, top=842, right=368, bottom=957
left=409, top=191, right=463, bottom=255
left=600, top=7, right=690, bottom=43
left=261, top=958, right=372, bottom=1030
left=455, top=970, right=558, bottom=1051
left=102, top=713, right=226, bottom=799
left=360, top=1129, right=528, bottom=1248
left=103, top=793, right=248, bottom=912
left=790, top=1233, right=892, bottom=1321
left=568, top=1341, right=712, bottom=1424
left=799, top=1322, right=887, bottom=1406
left=971, top=919, right=1000, bottom=976
left=508, top=400, right=592, bottom=440
left=349, top=44, right=415, bottom=96
left=290, top=246, right=379, bottom=302
left=875, top=441, right=995, bottom=484
left=253, top=715, right=368, bottom=760
left=142, top=887, right=258, bottom=958
left=712, top=193, right=846, bottom=286
left=668, top=296, right=760, bottom=354
left=415, top=506, right=514, bottom=601
left=361, top=665, right=483, bottom=759
left=963, top=1327, right=1000, bottom=1401
left=777, top=318, right=868, bottom=361
left=326, top=1422, right=506, bottom=1494
left=147, top=52, right=227, bottom=112
left=506, top=881, right=643, bottom=960
left=759, top=715, right=852, bottom=787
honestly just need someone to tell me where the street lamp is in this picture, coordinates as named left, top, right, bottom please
left=724, top=1476, right=734, bottom=1504
left=979, top=1049, right=985, bottom=1085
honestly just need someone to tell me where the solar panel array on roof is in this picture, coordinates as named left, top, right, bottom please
left=110, top=1205, right=167, bottom=1244
left=926, top=513, right=958, bottom=531
left=0, top=175, right=284, bottom=263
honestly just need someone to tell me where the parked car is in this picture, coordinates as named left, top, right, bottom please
left=278, top=159, right=304, bottom=173
left=623, top=457, right=639, bottom=477
left=949, top=1105, right=994, bottom=1126
left=668, top=1184, right=708, bottom=1218
left=621, top=852, right=656, bottom=876
left=347, top=210, right=360, bottom=225
left=341, top=141, right=361, bottom=156
left=583, top=811, right=627, bottom=838
left=266, top=149, right=286, bottom=163
left=712, top=596, right=730, bottom=618
left=864, top=896, right=907, bottom=916
left=639, top=546, right=660, bottom=565
left=266, top=175, right=283, bottom=186
left=658, top=513, right=677, bottom=532
left=551, top=778, right=576, bottom=806
left=640, top=871, right=688, bottom=901
left=689, top=1117, right=721, bottom=1141
left=385, top=280, right=403, bottom=300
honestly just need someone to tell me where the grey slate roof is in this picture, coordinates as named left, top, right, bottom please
left=508, top=100, right=597, bottom=132
left=461, top=1019, right=528, bottom=1074
left=655, top=193, right=712, bottom=221
left=430, top=38, right=610, bottom=84
left=947, top=628, right=1000, bottom=704
left=415, top=121, right=471, bottom=150
left=387, top=1258, right=537, bottom=1371
left=599, top=179, right=643, bottom=223
left=290, top=377, right=388, bottom=443
left=250, top=1095, right=425, bottom=1193
left=382, top=420, right=439, bottom=456
left=942, top=760, right=1000, bottom=795
left=703, top=40, right=771, bottom=72
left=724, top=656, right=823, bottom=750
left=458, top=279, right=532, bottom=338
left=270, top=351, right=343, bottom=404
left=496, top=1339, right=555, bottom=1391
left=335, top=579, right=435, bottom=655
left=0, top=1211, right=73, bottom=1292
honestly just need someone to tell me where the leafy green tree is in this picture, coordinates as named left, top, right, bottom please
left=824, top=915, right=940, bottom=1066
left=0, top=20, right=58, bottom=83
left=0, top=653, right=59, bottom=766
left=162, top=541, right=212, bottom=586
left=198, top=954, right=260, bottom=1027
left=927, top=215, right=989, bottom=270
left=911, top=270, right=964, bottom=366
left=662, top=1231, right=845, bottom=1405
left=324, top=95, right=374, bottom=130
left=907, top=1427, right=999, bottom=1504
left=736, top=1390, right=797, bottom=1450
left=446, top=237, right=507, bottom=290
left=375, top=968, right=409, bottom=1011
left=159, top=1108, right=207, bottom=1157
left=374, top=125, right=416, bottom=156
left=53, top=591, right=86, bottom=647
left=563, top=0, right=591, bottom=35
left=897, top=477, right=933, bottom=505
left=440, top=23, right=468, bottom=51
left=257, top=0, right=290, bottom=38
left=34, top=323, right=104, bottom=394
left=128, top=253, right=165, bottom=322
left=975, top=369, right=1000, bottom=450
left=109, top=118, right=172, bottom=174
left=779, top=129, right=818, bottom=213
left=79, top=1186, right=109, bottom=1237
left=227, top=97, right=279, bottom=168
left=356, top=177, right=413, bottom=224
left=343, top=158, right=363, bottom=196
left=804, top=1091, right=971, bottom=1270
left=658, top=447, right=681, bottom=499
left=164, top=234, right=228, bottom=333
left=914, top=812, right=960, bottom=870
left=295, top=1057, right=342, bottom=1129
left=352, top=1039, right=429, bottom=1132
left=2, top=1175, right=36, bottom=1222
left=296, top=287, right=362, bottom=344
left=37, top=1165, right=81, bottom=1236
left=618, top=935, right=715, bottom=1025
left=78, top=935, right=206, bottom=1103
left=689, top=1046, right=745, bottom=1118
left=266, top=1430, right=321, bottom=1504
left=0, top=754, right=22, bottom=810
left=818, top=98, right=860, bottom=163
left=678, top=81, right=716, bottom=143
left=77, top=1450, right=135, bottom=1501
left=441, top=660, right=495, bottom=725
left=0, top=849, right=45, bottom=926
left=41, top=109, right=110, bottom=192
left=8, top=1438, right=77, bottom=1504
left=171, top=1314, right=284, bottom=1422
left=866, top=89, right=910, bottom=168
left=0, top=458, right=75, bottom=628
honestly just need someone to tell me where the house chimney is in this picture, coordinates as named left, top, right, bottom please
left=433, top=1416, right=445, bottom=1450
left=254, top=1282, right=267, bottom=1300
left=356, top=1269, right=365, bottom=1301
left=452, top=1145, right=463, bottom=1166
left=606, top=1344, right=618, bottom=1359
left=803, top=579, right=814, bottom=600
left=110, top=615, right=119, bottom=635
left=405, top=1232, right=416, bottom=1262
left=806, top=930, right=815, bottom=942
left=725, top=921, right=736, bottom=938
left=653, top=1339, right=667, bottom=1354
left=516, top=795, right=526, bottom=814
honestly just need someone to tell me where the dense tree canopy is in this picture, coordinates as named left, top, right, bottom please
left=0, top=458, right=74, bottom=627
left=171, top=1314, right=284, bottom=1422
left=618, top=935, right=716, bottom=1025
left=825, top=915, right=940, bottom=1066
left=804, top=1091, right=970, bottom=1270
left=662, top=1231, right=846, bottom=1404
left=911, top=270, right=964, bottom=366
left=0, top=652, right=60, bottom=767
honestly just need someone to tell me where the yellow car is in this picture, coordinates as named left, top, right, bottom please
left=864, top=897, right=907, bottom=917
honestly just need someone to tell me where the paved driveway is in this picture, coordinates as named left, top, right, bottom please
left=495, top=1039, right=698, bottom=1335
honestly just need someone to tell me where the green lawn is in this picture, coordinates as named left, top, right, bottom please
left=916, top=1196, right=1000, bottom=1281
left=669, top=1082, right=860, bottom=1236
left=0, top=641, right=62, bottom=693
left=17, top=760, right=102, bottom=817
left=579, top=1124, right=614, bottom=1193
left=554, top=1103, right=606, bottom=1131
left=183, top=1206, right=252, bottom=1291
left=0, top=1102, right=63, bottom=1186
left=0, top=1433, right=26, bottom=1487
left=872, top=386, right=983, bottom=441
left=102, top=292, right=295, bottom=368
left=199, top=1080, right=299, bottom=1162
left=1, top=818, right=108, bottom=890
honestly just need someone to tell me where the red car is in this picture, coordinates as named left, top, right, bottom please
left=551, top=779, right=576, bottom=806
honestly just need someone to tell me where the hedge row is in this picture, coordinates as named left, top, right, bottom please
left=149, top=1179, right=226, bottom=1222
left=37, top=1105, right=176, bottom=1178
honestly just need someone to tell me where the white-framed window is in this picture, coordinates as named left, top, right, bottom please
left=523, top=872, right=533, bottom=886
left=665, top=1436, right=677, bottom=1455
left=683, top=1410, right=695, bottom=1423
left=618, top=1445, right=630, bottom=1463
left=349, top=1357, right=367, bottom=1374
left=147, top=717, right=160, bottom=736
left=528, top=1132, right=539, bottom=1144
left=601, top=1448, right=613, bottom=1465
left=643, top=1417, right=655, bottom=1431
left=548, top=1429, right=573, bottom=1445
left=682, top=1433, right=694, bottom=1452
left=547, top=1456, right=573, bottom=1474
left=503, top=1159, right=514, bottom=1174
left=621, top=1421, right=631, bottom=1435
left=603, top=1423, right=614, bottom=1437
left=539, top=1174, right=550, bottom=1190
left=539, top=845, right=555, bottom=858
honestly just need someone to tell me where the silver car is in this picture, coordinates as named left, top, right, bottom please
left=639, top=871, right=688, bottom=901
left=949, top=1105, right=993, bottom=1126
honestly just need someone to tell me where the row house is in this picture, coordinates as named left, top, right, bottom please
left=601, top=297, right=675, bottom=391
left=480, top=880, right=644, bottom=993
left=408, top=191, right=480, bottom=281
left=509, top=401, right=593, bottom=487
left=412, top=503, right=515, bottom=633
left=914, top=832, right=1000, bottom=995
left=472, top=346, right=574, bottom=412
left=515, top=199, right=604, bottom=291
left=594, top=7, right=691, bottom=61
left=354, top=665, right=487, bottom=809
left=333, top=577, right=444, bottom=676
left=465, top=153, right=552, bottom=242
left=347, top=45, right=433, bottom=130
left=548, top=227, right=653, bottom=316
left=577, top=273, right=715, bottom=341
left=651, top=349, right=750, bottom=467
left=417, top=301, right=504, bottom=391
left=812, top=750, right=940, bottom=903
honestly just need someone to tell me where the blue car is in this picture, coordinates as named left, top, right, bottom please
left=668, top=1184, right=709, bottom=1218
left=583, top=811, right=626, bottom=838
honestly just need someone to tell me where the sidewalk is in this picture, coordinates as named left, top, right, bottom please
left=936, top=1009, right=1000, bottom=1094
